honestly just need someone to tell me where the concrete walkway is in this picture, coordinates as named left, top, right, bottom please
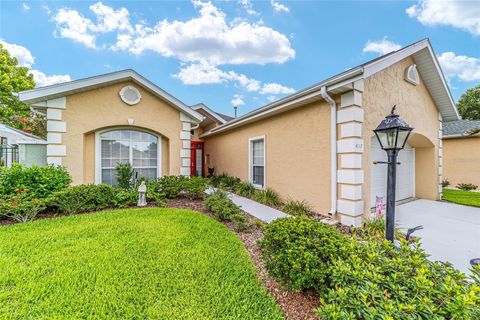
left=396, top=199, right=480, bottom=274
left=206, top=188, right=289, bottom=223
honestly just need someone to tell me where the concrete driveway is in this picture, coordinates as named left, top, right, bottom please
left=396, top=199, right=480, bottom=274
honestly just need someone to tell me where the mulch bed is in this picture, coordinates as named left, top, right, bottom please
left=167, top=197, right=321, bottom=320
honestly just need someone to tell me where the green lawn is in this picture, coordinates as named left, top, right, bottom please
left=443, top=188, right=480, bottom=207
left=0, top=208, right=284, bottom=319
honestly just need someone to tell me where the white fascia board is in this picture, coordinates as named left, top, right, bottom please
left=18, top=69, right=203, bottom=122
left=192, top=104, right=227, bottom=124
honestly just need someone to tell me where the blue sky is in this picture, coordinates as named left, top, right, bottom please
left=1, top=0, right=479, bottom=117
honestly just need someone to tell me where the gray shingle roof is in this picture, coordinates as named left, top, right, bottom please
left=443, top=120, right=480, bottom=137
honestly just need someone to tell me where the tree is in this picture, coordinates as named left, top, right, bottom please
left=0, top=43, right=45, bottom=137
left=457, top=84, right=480, bottom=120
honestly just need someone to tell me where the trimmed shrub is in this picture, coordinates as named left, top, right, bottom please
left=113, top=188, right=138, bottom=208
left=282, top=199, right=311, bottom=216
left=262, top=217, right=348, bottom=291
left=115, top=163, right=134, bottom=189
left=316, top=237, right=480, bottom=319
left=47, top=184, right=116, bottom=214
left=210, top=173, right=241, bottom=191
left=457, top=183, right=478, bottom=191
left=235, top=181, right=256, bottom=198
left=204, top=190, right=250, bottom=231
left=0, top=190, right=45, bottom=222
left=148, top=176, right=187, bottom=199
left=0, top=164, right=71, bottom=200
left=253, top=188, right=283, bottom=207
left=183, top=176, right=209, bottom=199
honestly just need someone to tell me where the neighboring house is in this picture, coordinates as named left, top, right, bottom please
left=442, top=120, right=480, bottom=187
left=17, top=38, right=459, bottom=226
left=0, top=123, right=47, bottom=167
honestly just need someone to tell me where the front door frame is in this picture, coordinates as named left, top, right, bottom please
left=190, top=141, right=205, bottom=177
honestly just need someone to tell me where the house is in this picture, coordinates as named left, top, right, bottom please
left=442, top=120, right=480, bottom=188
left=17, top=38, right=459, bottom=226
left=0, top=123, right=46, bottom=167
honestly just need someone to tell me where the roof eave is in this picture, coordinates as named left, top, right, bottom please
left=17, top=69, right=204, bottom=123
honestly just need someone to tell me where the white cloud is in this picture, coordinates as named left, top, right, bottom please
left=271, top=0, right=289, bottom=13
left=29, top=70, right=72, bottom=87
left=119, top=0, right=294, bottom=65
left=437, top=52, right=480, bottom=82
left=53, top=8, right=96, bottom=48
left=406, top=0, right=480, bottom=36
left=173, top=61, right=260, bottom=91
left=88, top=2, right=132, bottom=33
left=0, top=40, right=34, bottom=67
left=363, top=37, right=401, bottom=55
left=22, top=3, right=30, bottom=11
left=53, top=2, right=133, bottom=49
left=42, top=5, right=51, bottom=15
left=240, top=0, right=258, bottom=16
left=231, top=94, right=245, bottom=107
left=260, top=82, right=295, bottom=95
left=0, top=40, right=71, bottom=87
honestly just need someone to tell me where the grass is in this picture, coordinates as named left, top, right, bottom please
left=0, top=208, right=284, bottom=319
left=443, top=188, right=480, bottom=207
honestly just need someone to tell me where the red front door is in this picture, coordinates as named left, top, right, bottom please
left=190, top=141, right=205, bottom=177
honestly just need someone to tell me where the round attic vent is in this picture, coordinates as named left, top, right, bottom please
left=404, top=64, right=420, bottom=86
left=119, top=85, right=141, bottom=105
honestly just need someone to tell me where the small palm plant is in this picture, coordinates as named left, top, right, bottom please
left=253, top=188, right=283, bottom=208
left=235, top=181, right=256, bottom=198
left=282, top=199, right=312, bottom=216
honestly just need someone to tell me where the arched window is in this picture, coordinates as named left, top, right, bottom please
left=98, top=129, right=159, bottom=185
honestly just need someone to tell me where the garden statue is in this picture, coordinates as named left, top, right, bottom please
left=137, top=181, right=147, bottom=207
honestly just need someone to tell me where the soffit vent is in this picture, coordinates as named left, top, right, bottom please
left=119, top=85, right=142, bottom=105
left=405, top=64, right=420, bottom=86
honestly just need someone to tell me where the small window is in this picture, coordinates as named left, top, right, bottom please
left=249, top=137, right=265, bottom=188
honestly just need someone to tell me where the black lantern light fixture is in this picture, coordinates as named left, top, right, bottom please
left=374, top=105, right=413, bottom=242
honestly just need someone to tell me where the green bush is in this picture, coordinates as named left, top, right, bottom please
left=262, top=216, right=348, bottom=291
left=148, top=176, right=187, bottom=199
left=282, top=199, right=311, bottom=216
left=113, top=188, right=138, bottom=208
left=316, top=237, right=480, bottom=319
left=115, top=163, right=134, bottom=189
left=361, top=217, right=404, bottom=240
left=183, top=176, right=208, bottom=199
left=0, top=164, right=71, bottom=200
left=204, top=190, right=250, bottom=231
left=235, top=181, right=256, bottom=198
left=209, top=173, right=241, bottom=191
left=0, top=190, right=45, bottom=222
left=457, top=183, right=478, bottom=191
left=253, top=188, right=283, bottom=207
left=442, top=179, right=450, bottom=188
left=47, top=184, right=116, bottom=214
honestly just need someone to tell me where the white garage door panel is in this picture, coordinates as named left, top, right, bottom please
left=370, top=138, right=415, bottom=207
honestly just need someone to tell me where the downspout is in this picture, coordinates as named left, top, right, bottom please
left=320, top=86, right=337, bottom=216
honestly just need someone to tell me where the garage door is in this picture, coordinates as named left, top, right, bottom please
left=370, top=138, right=415, bottom=207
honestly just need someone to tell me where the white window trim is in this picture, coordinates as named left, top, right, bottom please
left=248, top=135, right=266, bottom=189
left=95, top=127, right=163, bottom=184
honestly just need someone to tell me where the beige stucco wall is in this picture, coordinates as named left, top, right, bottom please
left=443, top=137, right=480, bottom=187
left=203, top=101, right=332, bottom=213
left=362, top=56, right=441, bottom=215
left=62, top=81, right=183, bottom=184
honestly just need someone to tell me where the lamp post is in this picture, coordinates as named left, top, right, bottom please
left=373, top=106, right=413, bottom=242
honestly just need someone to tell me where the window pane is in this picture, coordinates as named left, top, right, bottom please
left=100, top=130, right=158, bottom=185
left=252, top=166, right=264, bottom=187
left=252, top=139, right=264, bottom=165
